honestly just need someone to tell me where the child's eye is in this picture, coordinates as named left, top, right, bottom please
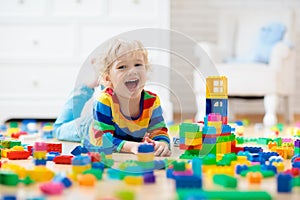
left=135, top=63, right=143, bottom=67
left=117, top=65, right=126, bottom=69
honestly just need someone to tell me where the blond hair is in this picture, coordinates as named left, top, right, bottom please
left=97, top=39, right=149, bottom=85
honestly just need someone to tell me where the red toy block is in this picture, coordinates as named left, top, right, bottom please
left=88, top=152, right=101, bottom=162
left=53, top=155, right=73, bottom=164
left=46, top=143, right=62, bottom=153
left=11, top=131, right=28, bottom=139
left=27, top=145, right=33, bottom=155
left=7, top=150, right=31, bottom=160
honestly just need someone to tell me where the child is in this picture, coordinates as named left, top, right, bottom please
left=53, top=39, right=171, bottom=157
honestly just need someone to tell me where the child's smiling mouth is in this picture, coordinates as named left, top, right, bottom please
left=125, top=79, right=139, bottom=91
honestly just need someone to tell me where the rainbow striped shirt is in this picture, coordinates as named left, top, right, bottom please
left=89, top=88, right=170, bottom=151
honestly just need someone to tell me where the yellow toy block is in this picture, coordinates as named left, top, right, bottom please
left=72, top=165, right=91, bottom=175
left=185, top=131, right=202, bottom=139
left=124, top=176, right=143, bottom=185
left=273, top=162, right=285, bottom=172
left=33, top=151, right=47, bottom=160
left=1, top=163, right=27, bottom=179
left=1, top=149, right=9, bottom=158
left=206, top=76, right=228, bottom=99
left=137, top=153, right=154, bottom=162
left=11, top=146, right=24, bottom=151
left=27, top=166, right=55, bottom=182
left=185, top=138, right=202, bottom=146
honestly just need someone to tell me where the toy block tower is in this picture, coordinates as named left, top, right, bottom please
left=206, top=76, right=228, bottom=124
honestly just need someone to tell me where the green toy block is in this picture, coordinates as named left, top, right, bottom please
left=173, top=161, right=186, bottom=171
left=179, top=123, right=199, bottom=137
left=213, top=174, right=237, bottom=188
left=273, top=138, right=282, bottom=146
left=9, top=140, right=21, bottom=148
left=83, top=169, right=103, bottom=180
left=236, top=137, right=244, bottom=144
left=202, top=154, right=216, bottom=165
left=0, top=171, right=19, bottom=186
left=114, top=189, right=135, bottom=200
left=177, top=189, right=272, bottom=200
left=20, top=176, right=35, bottom=185
left=185, top=131, right=202, bottom=139
left=257, top=138, right=272, bottom=145
left=292, top=176, right=300, bottom=187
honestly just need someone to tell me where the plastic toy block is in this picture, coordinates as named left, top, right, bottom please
left=2, top=195, right=17, bottom=200
left=47, top=152, right=60, bottom=161
left=202, top=154, right=216, bottom=165
left=27, top=166, right=55, bottom=182
left=88, top=152, right=101, bottom=162
left=124, top=176, right=143, bottom=185
left=82, top=168, right=103, bottom=180
left=53, top=155, right=74, bottom=164
left=7, top=150, right=30, bottom=160
left=174, top=175, right=202, bottom=189
left=184, top=131, right=202, bottom=139
left=292, top=176, right=300, bottom=187
left=143, top=173, right=156, bottom=184
left=72, top=155, right=91, bottom=166
left=154, top=160, right=165, bottom=170
left=292, top=162, right=300, bottom=169
left=295, top=139, right=300, bottom=147
left=284, top=168, right=300, bottom=177
left=138, top=143, right=154, bottom=153
left=185, top=138, right=202, bottom=146
left=11, top=131, right=28, bottom=139
left=71, top=146, right=82, bottom=156
left=137, top=153, right=154, bottom=162
left=33, top=151, right=47, bottom=160
left=261, top=165, right=277, bottom=174
left=247, top=172, right=263, bottom=184
left=206, top=99, right=228, bottom=117
left=222, top=124, right=231, bottom=133
left=1, top=163, right=27, bottom=178
left=53, top=174, right=72, bottom=188
left=202, top=137, right=216, bottom=144
left=213, top=174, right=237, bottom=188
left=244, top=146, right=263, bottom=153
left=173, top=161, right=186, bottom=171
left=177, top=189, right=272, bottom=200
left=277, top=173, right=293, bottom=192
left=179, top=144, right=202, bottom=150
left=207, top=113, right=222, bottom=121
left=236, top=165, right=249, bottom=175
left=46, top=143, right=62, bottom=153
left=272, top=162, right=285, bottom=172
left=114, top=189, right=135, bottom=200
left=202, top=126, right=217, bottom=135
left=192, top=158, right=202, bottom=178
left=0, top=171, right=19, bottom=186
left=77, top=174, right=97, bottom=186
left=34, top=159, right=47, bottom=166
left=206, top=76, right=228, bottom=98
left=34, top=142, right=47, bottom=151
left=72, top=165, right=91, bottom=174
left=40, top=182, right=64, bottom=195
left=91, top=162, right=105, bottom=171
left=269, top=155, right=283, bottom=164
left=9, top=140, right=21, bottom=148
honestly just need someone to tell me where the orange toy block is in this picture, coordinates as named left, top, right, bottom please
left=77, top=174, right=96, bottom=186
left=247, top=172, right=263, bottom=184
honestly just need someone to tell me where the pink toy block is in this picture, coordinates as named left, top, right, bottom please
left=40, top=182, right=64, bottom=195
left=208, top=113, right=222, bottom=122
left=34, top=142, right=47, bottom=151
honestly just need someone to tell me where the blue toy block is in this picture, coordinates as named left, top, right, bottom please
left=292, top=162, right=300, bottom=169
left=71, top=146, right=82, bottom=156
left=202, top=126, right=217, bottom=134
left=2, top=195, right=17, bottom=200
left=102, top=133, right=114, bottom=148
left=277, top=173, right=292, bottom=193
left=179, top=137, right=185, bottom=144
left=261, top=165, right=277, bottom=174
left=259, top=152, right=279, bottom=161
left=244, top=146, right=263, bottom=153
left=206, top=98, right=228, bottom=117
left=72, top=155, right=91, bottom=166
left=154, top=160, right=165, bottom=170
left=80, top=146, right=89, bottom=154
left=138, top=143, right=154, bottom=153
left=192, top=157, right=202, bottom=178
left=247, top=153, right=260, bottom=162
left=222, top=124, right=231, bottom=133
left=53, top=174, right=72, bottom=188
left=202, top=137, right=216, bottom=144
left=92, top=162, right=105, bottom=170
left=166, top=168, right=174, bottom=179
left=46, top=152, right=60, bottom=161
left=236, top=165, right=248, bottom=175
left=237, top=151, right=250, bottom=157
left=175, top=175, right=202, bottom=189
left=34, top=159, right=47, bottom=166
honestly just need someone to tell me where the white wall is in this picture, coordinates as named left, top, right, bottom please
left=171, top=0, right=300, bottom=115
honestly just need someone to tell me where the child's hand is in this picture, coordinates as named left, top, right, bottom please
left=144, top=137, right=171, bottom=157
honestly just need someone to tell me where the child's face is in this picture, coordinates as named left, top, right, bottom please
left=107, top=51, right=147, bottom=99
